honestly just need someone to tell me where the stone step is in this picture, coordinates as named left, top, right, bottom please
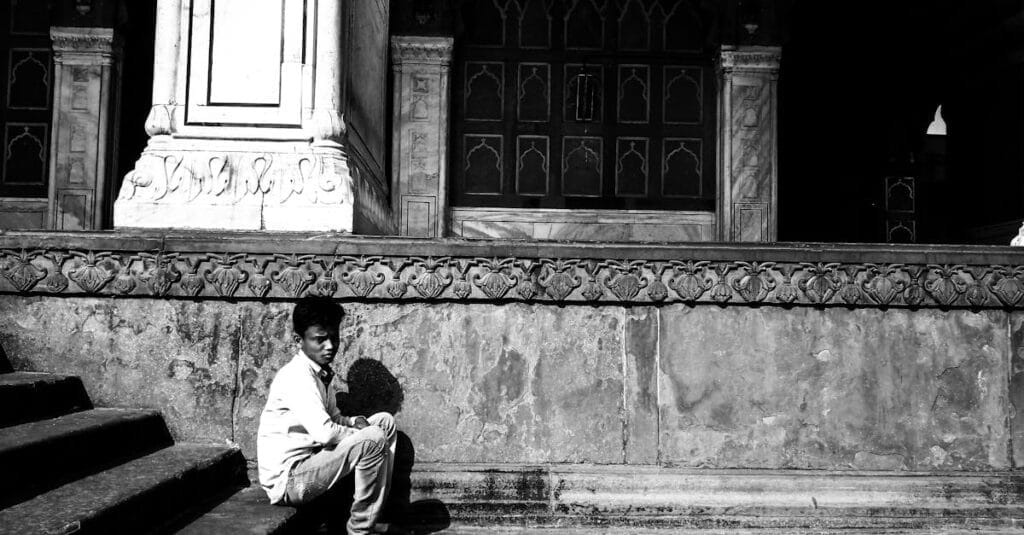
left=0, top=444, right=246, bottom=535
left=0, top=371, right=91, bottom=427
left=0, top=407, right=173, bottom=508
left=169, top=485, right=313, bottom=535
left=408, top=464, right=1024, bottom=531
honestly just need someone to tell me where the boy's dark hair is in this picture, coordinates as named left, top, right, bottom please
left=292, top=296, right=344, bottom=335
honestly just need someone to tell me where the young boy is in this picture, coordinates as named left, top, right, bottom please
left=257, top=296, right=400, bottom=534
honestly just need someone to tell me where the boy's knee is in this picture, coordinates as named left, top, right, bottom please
left=368, top=412, right=395, bottom=437
left=359, top=425, right=387, bottom=450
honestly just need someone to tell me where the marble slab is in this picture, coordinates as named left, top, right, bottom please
left=452, top=208, right=716, bottom=242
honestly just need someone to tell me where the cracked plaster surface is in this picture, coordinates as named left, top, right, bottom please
left=658, top=306, right=1011, bottom=470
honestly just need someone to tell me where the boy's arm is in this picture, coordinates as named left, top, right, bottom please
left=327, top=383, right=369, bottom=429
left=287, top=371, right=351, bottom=446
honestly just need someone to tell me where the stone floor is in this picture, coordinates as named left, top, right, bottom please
left=431, top=527, right=1023, bottom=534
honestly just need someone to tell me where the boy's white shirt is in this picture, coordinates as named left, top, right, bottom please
left=256, top=351, right=352, bottom=504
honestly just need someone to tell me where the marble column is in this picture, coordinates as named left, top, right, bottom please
left=716, top=46, right=781, bottom=242
left=47, top=27, right=122, bottom=230
left=390, top=36, right=454, bottom=238
left=114, top=0, right=389, bottom=232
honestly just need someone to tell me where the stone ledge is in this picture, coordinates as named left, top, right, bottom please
left=409, top=464, right=1024, bottom=530
left=2, top=230, right=1024, bottom=308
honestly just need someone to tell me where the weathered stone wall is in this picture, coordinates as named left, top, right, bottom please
left=1, top=296, right=1016, bottom=471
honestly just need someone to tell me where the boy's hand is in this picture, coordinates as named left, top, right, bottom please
left=348, top=415, right=369, bottom=429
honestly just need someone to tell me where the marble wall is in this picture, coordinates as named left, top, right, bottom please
left=451, top=208, right=716, bottom=242
left=1, top=296, right=1017, bottom=471
left=0, top=199, right=47, bottom=229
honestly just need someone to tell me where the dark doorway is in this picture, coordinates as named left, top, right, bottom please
left=779, top=0, right=1024, bottom=244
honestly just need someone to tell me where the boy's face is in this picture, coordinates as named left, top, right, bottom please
left=296, top=323, right=339, bottom=367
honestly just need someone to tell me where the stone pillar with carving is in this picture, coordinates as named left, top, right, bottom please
left=114, top=0, right=391, bottom=232
left=390, top=36, right=453, bottom=237
left=47, top=27, right=122, bottom=230
left=716, top=46, right=781, bottom=242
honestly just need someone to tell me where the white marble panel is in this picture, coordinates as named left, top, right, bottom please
left=208, top=0, right=282, bottom=105
left=116, top=200, right=263, bottom=230
left=185, top=0, right=304, bottom=126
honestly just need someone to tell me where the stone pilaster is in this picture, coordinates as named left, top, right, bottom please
left=390, top=36, right=454, bottom=238
left=716, top=46, right=781, bottom=242
left=114, top=0, right=385, bottom=232
left=47, top=27, right=122, bottom=230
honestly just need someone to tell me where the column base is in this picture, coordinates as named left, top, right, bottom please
left=114, top=141, right=355, bottom=232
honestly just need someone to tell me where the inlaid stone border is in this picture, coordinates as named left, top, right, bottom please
left=3, top=231, right=1024, bottom=308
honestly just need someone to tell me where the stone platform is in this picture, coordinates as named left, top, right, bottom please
left=408, top=464, right=1024, bottom=531
left=2, top=231, right=1024, bottom=530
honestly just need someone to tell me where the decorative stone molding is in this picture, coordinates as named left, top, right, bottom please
left=3, top=231, right=1024, bottom=309
left=143, top=104, right=174, bottom=137
left=119, top=150, right=348, bottom=206
left=391, top=36, right=455, bottom=65
left=311, top=109, right=346, bottom=146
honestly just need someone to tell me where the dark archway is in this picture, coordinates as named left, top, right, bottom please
left=779, top=0, right=1024, bottom=244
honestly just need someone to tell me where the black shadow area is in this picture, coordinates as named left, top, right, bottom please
left=334, top=358, right=450, bottom=533
left=0, top=343, right=11, bottom=373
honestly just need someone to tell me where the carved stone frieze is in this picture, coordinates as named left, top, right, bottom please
left=118, top=150, right=348, bottom=207
left=6, top=237, right=1024, bottom=310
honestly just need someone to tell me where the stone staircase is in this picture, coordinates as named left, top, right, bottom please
left=3, top=365, right=1024, bottom=534
left=0, top=370, right=315, bottom=534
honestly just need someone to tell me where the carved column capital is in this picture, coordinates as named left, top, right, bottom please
left=716, top=46, right=781, bottom=75
left=50, top=27, right=123, bottom=64
left=391, top=36, right=454, bottom=67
